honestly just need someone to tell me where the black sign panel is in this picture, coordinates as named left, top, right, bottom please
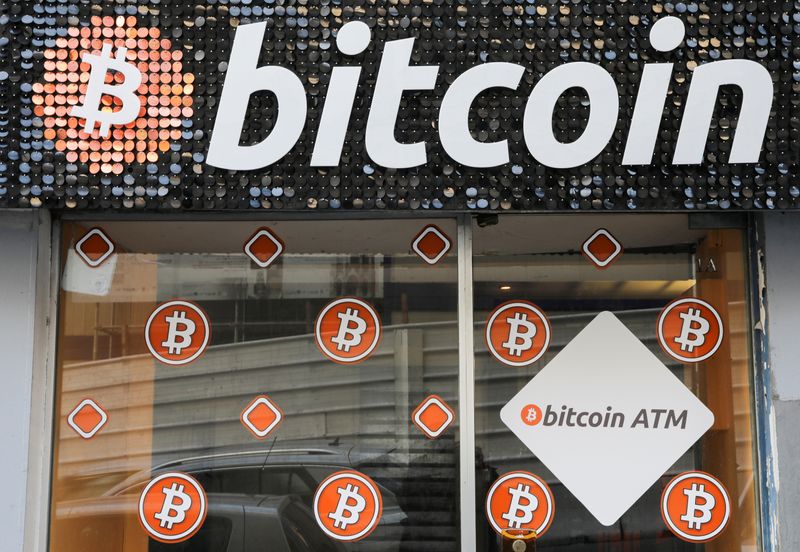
left=1, top=1, right=796, bottom=211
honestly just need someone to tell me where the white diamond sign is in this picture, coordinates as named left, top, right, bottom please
left=500, top=311, right=714, bottom=527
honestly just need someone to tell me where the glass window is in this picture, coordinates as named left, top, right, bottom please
left=51, top=220, right=460, bottom=552
left=472, top=215, right=758, bottom=551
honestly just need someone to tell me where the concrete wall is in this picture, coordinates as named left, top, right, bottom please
left=0, top=212, right=47, bottom=552
left=763, top=214, right=800, bottom=550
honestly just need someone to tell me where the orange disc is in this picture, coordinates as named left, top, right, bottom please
left=657, top=297, right=723, bottom=363
left=145, top=300, right=210, bottom=366
left=661, top=471, right=731, bottom=543
left=315, top=298, right=381, bottom=364
left=313, top=470, right=383, bottom=542
left=485, top=301, right=551, bottom=367
left=485, top=471, right=555, bottom=537
left=138, top=472, right=207, bottom=543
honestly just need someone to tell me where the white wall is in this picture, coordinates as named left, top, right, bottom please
left=763, top=214, right=800, bottom=550
left=0, top=212, right=45, bottom=552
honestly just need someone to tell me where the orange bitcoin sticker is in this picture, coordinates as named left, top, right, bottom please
left=145, top=300, right=210, bottom=366
left=315, top=298, right=381, bottom=364
left=486, top=471, right=555, bottom=537
left=657, top=298, right=723, bottom=363
left=313, top=470, right=383, bottom=542
left=138, top=472, right=207, bottom=543
left=661, top=471, right=731, bottom=543
left=485, top=301, right=551, bottom=367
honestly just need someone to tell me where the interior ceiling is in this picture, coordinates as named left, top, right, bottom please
left=78, top=215, right=705, bottom=256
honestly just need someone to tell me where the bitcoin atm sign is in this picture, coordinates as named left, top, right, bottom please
left=501, top=311, right=716, bottom=527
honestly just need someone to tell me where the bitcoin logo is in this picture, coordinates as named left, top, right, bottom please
left=331, top=308, right=368, bottom=352
left=520, top=404, right=542, bottom=427
left=316, top=298, right=381, bottom=364
left=661, top=471, right=730, bottom=543
left=486, top=302, right=551, bottom=367
left=139, top=473, right=207, bottom=543
left=681, top=483, right=715, bottom=529
left=501, top=483, right=539, bottom=528
left=502, top=312, right=537, bottom=357
left=70, top=43, right=143, bottom=137
left=162, top=311, right=197, bottom=355
left=314, top=471, right=383, bottom=542
left=675, top=308, right=709, bottom=352
left=154, top=482, right=192, bottom=529
left=658, top=298, right=723, bottom=363
left=329, top=483, right=367, bottom=529
left=486, top=472, right=554, bottom=537
left=146, top=300, right=210, bottom=366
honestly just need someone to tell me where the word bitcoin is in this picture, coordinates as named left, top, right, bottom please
left=315, top=298, right=381, bottom=364
left=485, top=472, right=554, bottom=537
left=314, top=471, right=383, bottom=542
left=523, top=403, right=689, bottom=430
left=486, top=301, right=551, bottom=367
left=70, top=43, right=142, bottom=137
left=658, top=298, right=724, bottom=363
left=661, top=471, right=731, bottom=543
left=138, top=472, right=207, bottom=543
left=145, top=300, right=211, bottom=366
left=207, top=17, right=772, bottom=171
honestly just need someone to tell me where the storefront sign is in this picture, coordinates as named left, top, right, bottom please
left=6, top=4, right=796, bottom=211
left=500, top=311, right=714, bottom=526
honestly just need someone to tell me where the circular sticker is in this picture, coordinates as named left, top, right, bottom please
left=138, top=472, right=208, bottom=543
left=315, top=298, right=382, bottom=364
left=657, top=297, right=723, bottom=363
left=520, top=404, right=542, bottom=427
left=485, top=471, right=555, bottom=537
left=661, top=471, right=731, bottom=543
left=485, top=301, right=551, bottom=367
left=145, top=300, right=210, bottom=366
left=313, top=470, right=383, bottom=542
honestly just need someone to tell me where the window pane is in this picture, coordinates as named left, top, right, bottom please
left=51, top=220, right=460, bottom=552
left=472, top=215, right=758, bottom=551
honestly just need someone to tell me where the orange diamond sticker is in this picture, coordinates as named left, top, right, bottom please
left=582, top=228, right=623, bottom=269
left=412, top=225, right=452, bottom=265
left=75, top=228, right=115, bottom=267
left=67, top=398, right=108, bottom=439
left=412, top=395, right=455, bottom=439
left=244, top=228, right=285, bottom=268
left=241, top=395, right=284, bottom=439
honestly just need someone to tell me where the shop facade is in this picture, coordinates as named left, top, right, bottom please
left=0, top=1, right=798, bottom=551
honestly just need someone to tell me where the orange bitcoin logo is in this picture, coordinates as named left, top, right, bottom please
left=520, top=404, right=542, bottom=427
left=145, top=300, right=210, bottom=366
left=314, top=470, right=383, bottom=542
left=315, top=298, right=381, bottom=364
left=661, top=471, right=730, bottom=543
left=657, top=298, right=723, bottom=363
left=138, top=472, right=207, bottom=543
left=486, top=302, right=551, bottom=367
left=486, top=471, right=555, bottom=537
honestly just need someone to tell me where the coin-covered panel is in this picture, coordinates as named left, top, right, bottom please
left=0, top=0, right=796, bottom=211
